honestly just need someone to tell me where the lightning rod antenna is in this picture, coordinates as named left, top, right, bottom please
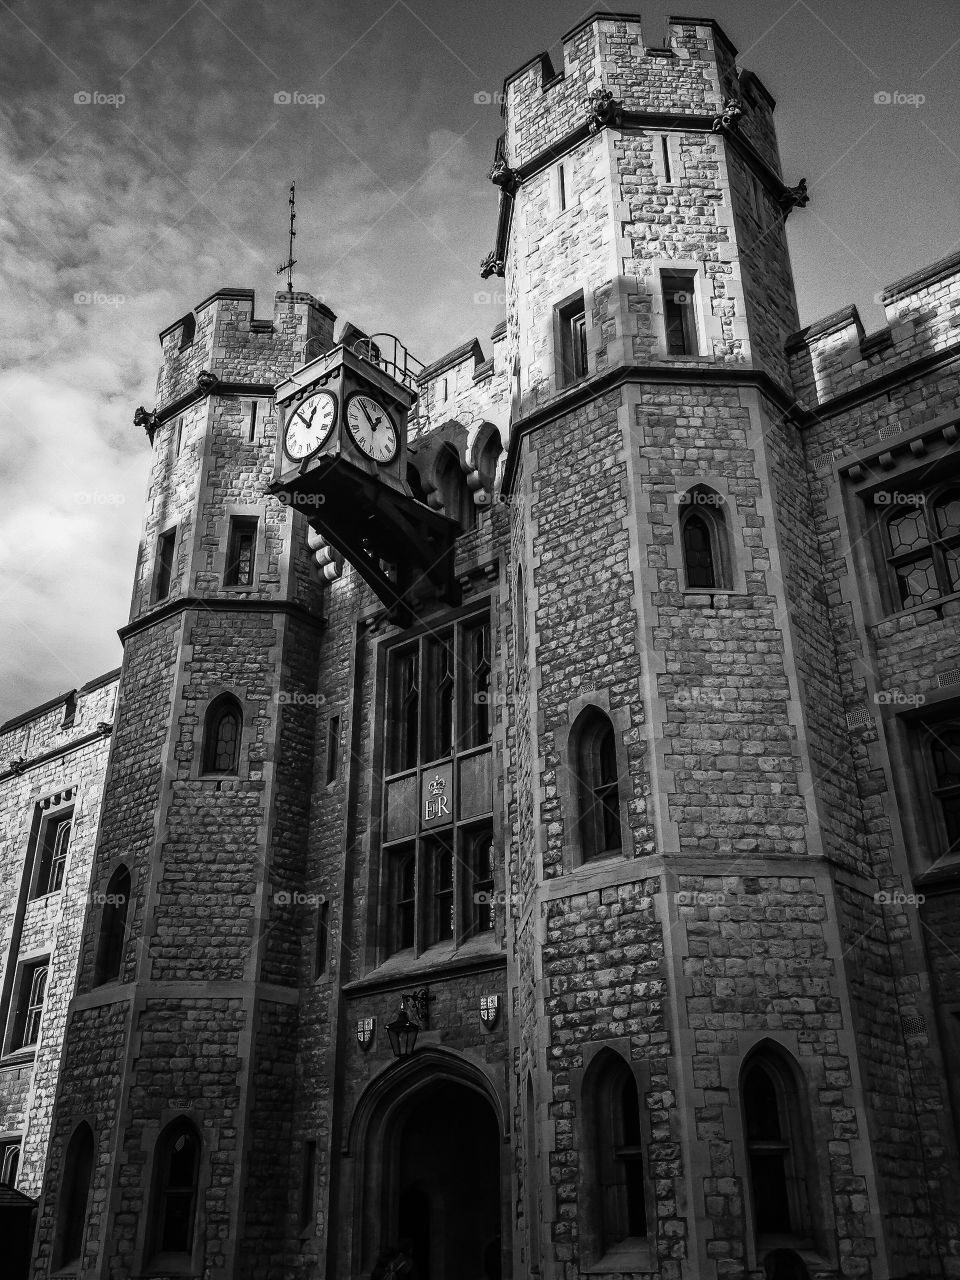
left=277, top=181, right=297, bottom=293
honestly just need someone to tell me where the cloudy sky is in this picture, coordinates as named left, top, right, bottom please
left=2, top=0, right=959, bottom=722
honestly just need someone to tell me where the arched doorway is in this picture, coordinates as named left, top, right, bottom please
left=389, top=1080, right=501, bottom=1280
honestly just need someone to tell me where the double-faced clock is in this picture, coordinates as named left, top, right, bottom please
left=344, top=392, right=398, bottom=463
left=282, top=388, right=338, bottom=462
left=272, top=339, right=460, bottom=621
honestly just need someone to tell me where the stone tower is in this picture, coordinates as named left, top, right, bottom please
left=27, top=11, right=960, bottom=1280
left=490, top=11, right=960, bottom=1280
left=28, top=287, right=338, bottom=1276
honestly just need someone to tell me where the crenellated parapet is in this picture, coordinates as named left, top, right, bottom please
left=155, top=288, right=336, bottom=413
left=786, top=248, right=960, bottom=411
left=500, top=12, right=779, bottom=173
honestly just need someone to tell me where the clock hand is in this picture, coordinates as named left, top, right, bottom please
left=359, top=399, right=381, bottom=430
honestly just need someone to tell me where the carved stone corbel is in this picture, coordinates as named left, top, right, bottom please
left=196, top=369, right=220, bottom=394
left=712, top=97, right=744, bottom=132
left=585, top=88, right=623, bottom=133
left=778, top=178, right=810, bottom=215
left=488, top=158, right=519, bottom=195
left=480, top=251, right=505, bottom=280
left=133, top=405, right=160, bottom=444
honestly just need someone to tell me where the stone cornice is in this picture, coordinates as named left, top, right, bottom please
left=0, top=722, right=113, bottom=783
left=153, top=379, right=276, bottom=427
left=118, top=596, right=326, bottom=643
left=501, top=361, right=797, bottom=493
left=483, top=111, right=805, bottom=278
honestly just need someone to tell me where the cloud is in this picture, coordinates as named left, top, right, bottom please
left=0, top=0, right=502, bottom=720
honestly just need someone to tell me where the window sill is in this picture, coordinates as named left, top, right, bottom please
left=1, top=1048, right=37, bottom=1067
left=680, top=588, right=746, bottom=608
left=875, top=589, right=960, bottom=626
left=584, top=1238, right=654, bottom=1273
left=916, top=851, right=960, bottom=889
left=354, top=933, right=504, bottom=987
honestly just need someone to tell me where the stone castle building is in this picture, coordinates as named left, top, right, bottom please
left=2, top=10, right=960, bottom=1280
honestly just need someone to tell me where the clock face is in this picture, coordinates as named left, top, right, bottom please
left=283, top=390, right=338, bottom=461
left=344, top=393, right=399, bottom=464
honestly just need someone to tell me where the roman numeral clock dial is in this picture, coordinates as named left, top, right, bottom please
left=283, top=389, right=337, bottom=461
left=345, top=392, right=399, bottom=464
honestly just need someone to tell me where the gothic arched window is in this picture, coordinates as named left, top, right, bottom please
left=682, top=512, right=716, bottom=587
left=584, top=1051, right=647, bottom=1255
left=741, top=1050, right=812, bottom=1242
left=201, top=696, right=242, bottom=775
left=149, top=1119, right=201, bottom=1261
left=53, top=1122, right=94, bottom=1270
left=679, top=487, right=730, bottom=591
left=573, top=710, right=623, bottom=861
left=94, top=865, right=131, bottom=986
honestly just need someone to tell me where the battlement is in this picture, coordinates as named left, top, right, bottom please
left=0, top=668, right=119, bottom=772
left=786, top=250, right=960, bottom=408
left=411, top=323, right=510, bottom=437
left=156, top=287, right=337, bottom=411
left=502, top=11, right=778, bottom=174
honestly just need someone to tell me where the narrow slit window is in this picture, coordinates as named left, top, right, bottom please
left=558, top=161, right=567, bottom=211
left=154, top=528, right=176, bottom=602
left=660, top=135, right=671, bottom=183
left=326, top=715, right=341, bottom=784
left=225, top=517, right=258, bottom=587
left=557, top=294, right=588, bottom=387
left=247, top=400, right=259, bottom=443
left=299, top=1140, right=317, bottom=1232
left=661, top=271, right=699, bottom=356
left=314, top=901, right=330, bottom=977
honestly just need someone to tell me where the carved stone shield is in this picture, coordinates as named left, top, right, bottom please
left=356, top=1017, right=375, bottom=1049
left=479, top=995, right=499, bottom=1028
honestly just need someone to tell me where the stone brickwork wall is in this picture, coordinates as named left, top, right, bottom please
left=0, top=673, right=117, bottom=1198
